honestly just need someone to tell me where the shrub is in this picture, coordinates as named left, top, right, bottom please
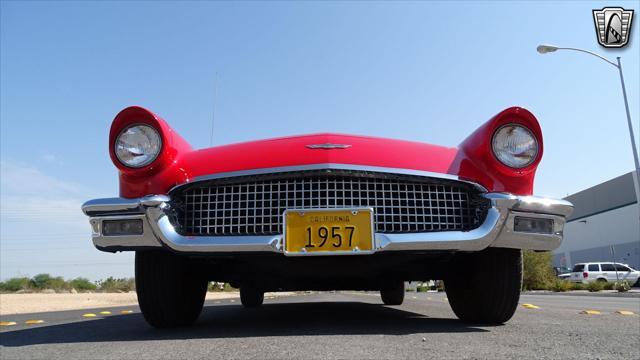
left=97, top=277, right=135, bottom=292
left=522, top=251, right=555, bottom=290
left=586, top=281, right=605, bottom=292
left=208, top=282, right=234, bottom=292
left=69, top=277, right=97, bottom=291
left=549, top=279, right=572, bottom=292
left=0, top=277, right=31, bottom=292
left=602, top=281, right=614, bottom=290
left=436, top=280, right=445, bottom=292
left=615, top=281, right=631, bottom=292
left=571, top=282, right=586, bottom=291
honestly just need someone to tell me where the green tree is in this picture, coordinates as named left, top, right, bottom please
left=69, top=277, right=97, bottom=291
left=0, top=277, right=31, bottom=292
left=30, top=273, right=68, bottom=290
left=30, top=273, right=53, bottom=289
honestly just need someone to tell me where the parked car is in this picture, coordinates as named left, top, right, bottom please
left=569, top=262, right=640, bottom=285
left=82, top=106, right=573, bottom=327
left=553, top=266, right=572, bottom=280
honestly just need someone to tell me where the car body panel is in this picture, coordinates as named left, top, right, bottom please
left=112, top=106, right=542, bottom=198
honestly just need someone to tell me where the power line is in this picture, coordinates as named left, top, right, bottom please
left=209, top=74, right=217, bottom=146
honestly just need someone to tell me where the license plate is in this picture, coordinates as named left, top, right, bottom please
left=283, top=208, right=374, bottom=256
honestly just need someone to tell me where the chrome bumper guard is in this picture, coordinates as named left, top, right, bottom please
left=82, top=193, right=573, bottom=254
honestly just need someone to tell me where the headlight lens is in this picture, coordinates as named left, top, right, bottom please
left=491, top=125, right=538, bottom=168
left=115, top=125, right=162, bottom=168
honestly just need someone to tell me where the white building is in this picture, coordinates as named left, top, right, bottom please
left=553, top=172, right=640, bottom=270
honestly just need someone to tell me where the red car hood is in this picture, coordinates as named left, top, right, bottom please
left=111, top=106, right=542, bottom=197
left=182, top=133, right=458, bottom=178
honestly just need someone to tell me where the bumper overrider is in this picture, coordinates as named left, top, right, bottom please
left=82, top=193, right=573, bottom=255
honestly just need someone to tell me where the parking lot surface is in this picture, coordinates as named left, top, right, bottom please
left=1, top=292, right=639, bottom=359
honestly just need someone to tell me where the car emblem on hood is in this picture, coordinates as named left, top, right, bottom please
left=306, top=143, right=352, bottom=149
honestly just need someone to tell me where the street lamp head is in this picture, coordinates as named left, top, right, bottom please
left=537, top=44, right=559, bottom=54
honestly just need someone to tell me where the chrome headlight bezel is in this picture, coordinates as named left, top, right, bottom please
left=491, top=124, right=539, bottom=169
left=114, top=124, right=162, bottom=168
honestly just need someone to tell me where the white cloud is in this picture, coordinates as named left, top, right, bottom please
left=42, top=153, right=64, bottom=165
left=1, top=160, right=88, bottom=198
left=0, top=160, right=131, bottom=280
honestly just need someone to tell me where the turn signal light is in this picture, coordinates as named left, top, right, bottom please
left=513, top=217, right=553, bottom=234
left=103, top=219, right=143, bottom=236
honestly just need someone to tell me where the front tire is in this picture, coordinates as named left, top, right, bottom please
left=135, top=251, right=208, bottom=328
left=445, top=248, right=522, bottom=324
left=380, top=281, right=405, bottom=305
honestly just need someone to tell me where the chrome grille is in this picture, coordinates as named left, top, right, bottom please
left=172, top=170, right=488, bottom=236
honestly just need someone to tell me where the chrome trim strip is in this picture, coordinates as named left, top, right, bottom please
left=306, top=144, right=352, bottom=149
left=148, top=207, right=281, bottom=253
left=169, top=163, right=488, bottom=193
left=376, top=207, right=504, bottom=252
left=82, top=192, right=573, bottom=253
left=483, top=193, right=574, bottom=217
left=82, top=195, right=170, bottom=216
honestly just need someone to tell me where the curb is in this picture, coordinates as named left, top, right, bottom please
left=522, top=290, right=640, bottom=298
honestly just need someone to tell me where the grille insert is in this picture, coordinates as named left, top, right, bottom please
left=171, top=170, right=488, bottom=236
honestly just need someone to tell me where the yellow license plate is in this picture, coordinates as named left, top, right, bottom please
left=284, top=208, right=374, bottom=255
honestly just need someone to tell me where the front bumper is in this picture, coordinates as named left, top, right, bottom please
left=81, top=193, right=573, bottom=254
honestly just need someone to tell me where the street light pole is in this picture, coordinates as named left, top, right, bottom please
left=537, top=45, right=640, bottom=212
left=616, top=56, right=640, bottom=185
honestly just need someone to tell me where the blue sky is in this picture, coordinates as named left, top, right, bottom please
left=1, top=1, right=639, bottom=280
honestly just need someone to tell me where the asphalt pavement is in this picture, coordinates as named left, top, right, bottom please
left=1, top=292, right=639, bottom=359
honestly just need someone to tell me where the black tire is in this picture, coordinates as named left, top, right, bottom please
left=135, top=250, right=208, bottom=328
left=240, top=286, right=264, bottom=308
left=596, top=278, right=607, bottom=283
left=380, top=281, right=405, bottom=305
left=445, top=248, right=522, bottom=324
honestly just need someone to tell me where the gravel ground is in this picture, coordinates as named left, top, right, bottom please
left=1, top=292, right=639, bottom=359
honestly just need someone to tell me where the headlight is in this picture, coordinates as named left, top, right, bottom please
left=491, top=124, right=538, bottom=168
left=115, top=125, right=162, bottom=168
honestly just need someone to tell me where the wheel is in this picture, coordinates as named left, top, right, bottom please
left=596, top=278, right=607, bottom=283
left=135, top=250, right=208, bottom=328
left=445, top=248, right=522, bottom=324
left=240, top=286, right=264, bottom=308
left=380, top=281, right=405, bottom=305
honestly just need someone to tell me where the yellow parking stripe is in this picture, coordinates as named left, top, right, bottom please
left=99, top=311, right=112, bottom=315
left=82, top=313, right=97, bottom=318
left=616, top=310, right=636, bottom=316
left=522, top=304, right=540, bottom=309
left=25, top=320, right=44, bottom=324
left=580, top=310, right=601, bottom=315
left=120, top=310, right=133, bottom=314
left=0, top=321, right=17, bottom=326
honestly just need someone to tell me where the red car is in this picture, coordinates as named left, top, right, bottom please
left=82, top=106, right=573, bottom=327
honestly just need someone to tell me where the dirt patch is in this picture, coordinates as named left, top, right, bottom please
left=0, top=291, right=294, bottom=315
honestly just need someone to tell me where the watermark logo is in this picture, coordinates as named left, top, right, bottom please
left=592, top=7, right=634, bottom=48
